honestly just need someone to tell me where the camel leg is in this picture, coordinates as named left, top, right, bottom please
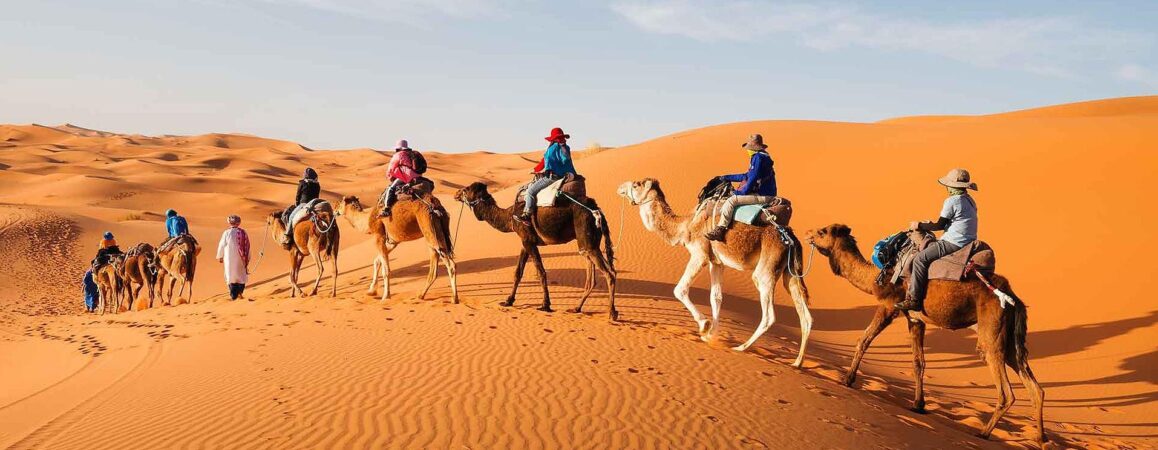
left=502, top=249, right=530, bottom=307
left=368, top=255, right=381, bottom=296
left=907, top=319, right=928, bottom=413
left=705, top=263, right=723, bottom=341
left=331, top=248, right=338, bottom=298
left=734, top=265, right=779, bottom=352
left=381, top=250, right=393, bottom=301
left=527, top=246, right=553, bottom=312
left=167, top=277, right=177, bottom=305
left=978, top=330, right=1016, bottom=439
left=417, top=250, right=439, bottom=300
left=1012, top=362, right=1046, bottom=444
left=443, top=255, right=459, bottom=304
left=309, top=251, right=324, bottom=297
left=288, top=252, right=301, bottom=298
left=585, top=250, right=618, bottom=321
left=785, top=274, right=813, bottom=368
left=843, top=304, right=897, bottom=387
left=569, top=259, right=596, bottom=314
left=673, top=254, right=710, bottom=337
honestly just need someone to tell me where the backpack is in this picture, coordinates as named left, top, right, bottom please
left=412, top=151, right=428, bottom=174
left=696, top=176, right=732, bottom=205
left=871, top=232, right=910, bottom=270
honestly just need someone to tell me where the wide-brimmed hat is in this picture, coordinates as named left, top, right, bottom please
left=742, top=134, right=767, bottom=151
left=938, top=168, right=978, bottom=190
left=545, top=127, right=570, bottom=142
left=227, top=215, right=241, bottom=225
left=395, top=139, right=410, bottom=150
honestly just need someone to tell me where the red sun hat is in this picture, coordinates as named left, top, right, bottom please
left=545, top=127, right=570, bottom=142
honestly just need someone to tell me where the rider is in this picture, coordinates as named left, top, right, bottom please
left=158, top=209, right=191, bottom=252
left=283, top=167, right=321, bottom=243
left=92, top=231, right=122, bottom=270
left=894, top=168, right=979, bottom=312
left=515, top=127, right=576, bottom=224
left=705, top=134, right=777, bottom=242
left=379, top=140, right=418, bottom=218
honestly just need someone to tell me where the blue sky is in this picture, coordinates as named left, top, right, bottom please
left=1, top=0, right=1154, bottom=152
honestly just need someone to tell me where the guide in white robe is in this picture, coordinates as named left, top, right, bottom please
left=216, top=226, right=250, bottom=285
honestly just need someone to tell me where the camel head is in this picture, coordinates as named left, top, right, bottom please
left=268, top=211, right=286, bottom=236
left=616, top=178, right=663, bottom=206
left=336, top=195, right=364, bottom=216
left=803, top=224, right=854, bottom=257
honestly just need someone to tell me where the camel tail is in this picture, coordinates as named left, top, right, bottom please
left=589, top=198, right=614, bottom=268
left=1004, top=289, right=1031, bottom=371
left=781, top=227, right=810, bottom=305
left=433, top=205, right=455, bottom=259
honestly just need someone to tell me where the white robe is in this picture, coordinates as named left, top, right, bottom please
left=216, top=227, right=250, bottom=284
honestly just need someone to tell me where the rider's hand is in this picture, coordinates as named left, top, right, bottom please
left=908, top=221, right=920, bottom=231
left=217, top=257, right=224, bottom=263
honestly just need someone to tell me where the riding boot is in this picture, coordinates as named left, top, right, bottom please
left=513, top=210, right=531, bottom=226
left=894, top=294, right=923, bottom=312
left=705, top=225, right=728, bottom=242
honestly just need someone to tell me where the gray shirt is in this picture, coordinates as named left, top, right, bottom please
left=939, top=194, right=978, bottom=247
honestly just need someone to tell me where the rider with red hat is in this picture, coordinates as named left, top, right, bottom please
left=515, top=127, right=577, bottom=224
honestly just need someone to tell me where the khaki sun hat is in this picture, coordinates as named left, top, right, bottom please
left=742, top=134, right=767, bottom=151
left=938, top=168, right=978, bottom=191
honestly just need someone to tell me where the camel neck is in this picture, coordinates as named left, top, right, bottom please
left=640, top=198, right=688, bottom=246
left=340, top=207, right=374, bottom=234
left=475, top=199, right=516, bottom=233
left=831, top=237, right=880, bottom=295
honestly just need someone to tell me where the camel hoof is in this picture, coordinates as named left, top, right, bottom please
left=910, top=406, right=927, bottom=414
left=975, top=431, right=992, bottom=440
left=696, top=319, right=710, bottom=335
left=538, top=305, right=554, bottom=313
left=700, top=333, right=713, bottom=343
left=731, top=345, right=750, bottom=352
left=791, top=360, right=804, bottom=369
left=566, top=307, right=582, bottom=314
left=500, top=300, right=514, bottom=307
left=842, top=375, right=856, bottom=387
left=608, top=310, right=619, bottom=322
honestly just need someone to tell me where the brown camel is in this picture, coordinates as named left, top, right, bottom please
left=94, top=255, right=125, bottom=314
left=156, top=236, right=201, bottom=305
left=268, top=201, right=340, bottom=297
left=804, top=224, right=1045, bottom=445
left=453, top=182, right=617, bottom=319
left=119, top=243, right=159, bottom=310
left=617, top=179, right=814, bottom=367
left=335, top=194, right=458, bottom=302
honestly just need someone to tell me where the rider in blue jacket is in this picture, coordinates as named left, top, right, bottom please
left=705, top=134, right=777, bottom=242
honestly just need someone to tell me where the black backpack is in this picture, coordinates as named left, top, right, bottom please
left=697, top=176, right=732, bottom=204
left=412, top=151, right=428, bottom=174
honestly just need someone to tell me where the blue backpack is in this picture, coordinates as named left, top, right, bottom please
left=871, top=232, right=910, bottom=270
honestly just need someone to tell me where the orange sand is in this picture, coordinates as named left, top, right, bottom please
left=1, top=96, right=1155, bottom=449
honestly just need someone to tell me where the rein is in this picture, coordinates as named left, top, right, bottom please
left=248, top=220, right=270, bottom=275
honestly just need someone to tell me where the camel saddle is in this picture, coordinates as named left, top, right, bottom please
left=732, top=197, right=793, bottom=227
left=894, top=231, right=996, bottom=283
left=395, top=177, right=436, bottom=202
left=515, top=173, right=588, bottom=208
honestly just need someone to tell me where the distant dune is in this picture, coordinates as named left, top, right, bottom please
left=1, top=96, right=1155, bottom=449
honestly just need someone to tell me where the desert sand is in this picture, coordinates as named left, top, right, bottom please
left=1, top=96, right=1155, bottom=449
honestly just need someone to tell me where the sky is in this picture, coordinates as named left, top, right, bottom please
left=1, top=0, right=1155, bottom=153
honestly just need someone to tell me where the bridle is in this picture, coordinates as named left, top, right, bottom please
left=624, top=185, right=653, bottom=206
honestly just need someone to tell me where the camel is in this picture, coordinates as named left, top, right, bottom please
left=119, top=243, right=159, bottom=310
left=617, top=179, right=814, bottom=367
left=804, top=224, right=1045, bottom=445
left=335, top=194, right=458, bottom=302
left=453, top=182, right=617, bottom=319
left=94, top=254, right=125, bottom=314
left=156, top=236, right=201, bottom=305
left=268, top=201, right=340, bottom=297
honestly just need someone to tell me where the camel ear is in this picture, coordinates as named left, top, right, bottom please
left=642, top=179, right=654, bottom=194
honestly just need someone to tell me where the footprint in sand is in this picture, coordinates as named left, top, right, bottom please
left=734, top=435, right=768, bottom=449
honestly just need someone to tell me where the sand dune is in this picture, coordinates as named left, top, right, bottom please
left=1, top=96, right=1155, bottom=449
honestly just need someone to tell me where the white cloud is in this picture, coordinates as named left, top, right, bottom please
left=1116, top=64, right=1158, bottom=87
left=611, top=0, right=1154, bottom=78
left=243, top=0, right=518, bottom=22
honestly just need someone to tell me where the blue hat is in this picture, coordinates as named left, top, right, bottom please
left=103, top=231, right=114, bottom=239
left=166, top=209, right=177, bottom=217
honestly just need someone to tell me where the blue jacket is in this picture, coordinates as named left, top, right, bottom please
left=721, top=151, right=776, bottom=196
left=542, top=143, right=577, bottom=176
left=166, top=216, right=189, bottom=237
left=83, top=270, right=99, bottom=310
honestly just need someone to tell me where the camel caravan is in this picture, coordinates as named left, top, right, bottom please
left=79, top=129, right=1046, bottom=446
